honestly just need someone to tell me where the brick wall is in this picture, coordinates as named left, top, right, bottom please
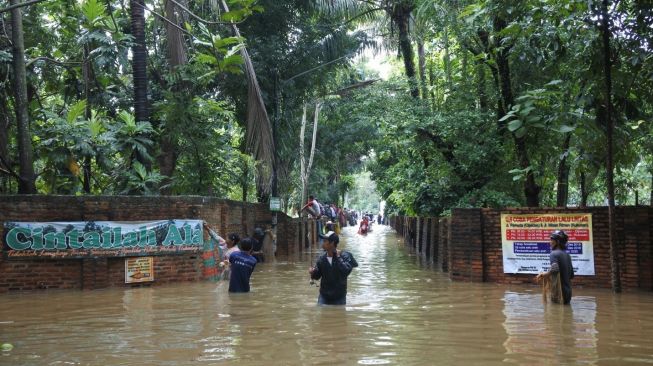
left=391, top=206, right=653, bottom=291
left=0, top=195, right=299, bottom=293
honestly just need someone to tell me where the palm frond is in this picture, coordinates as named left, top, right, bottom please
left=220, top=0, right=275, bottom=195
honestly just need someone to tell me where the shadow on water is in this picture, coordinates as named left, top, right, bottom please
left=1, top=224, right=652, bottom=365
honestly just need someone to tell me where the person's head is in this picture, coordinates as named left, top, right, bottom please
left=253, top=227, right=265, bottom=241
left=309, top=195, right=315, bottom=201
left=550, top=230, right=568, bottom=250
left=322, top=231, right=339, bottom=252
left=227, top=233, right=240, bottom=248
left=240, top=237, right=254, bottom=253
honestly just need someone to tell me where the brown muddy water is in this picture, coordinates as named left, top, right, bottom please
left=1, top=225, right=652, bottom=365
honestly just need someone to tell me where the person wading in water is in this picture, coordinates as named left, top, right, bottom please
left=536, top=230, right=574, bottom=304
left=308, top=231, right=358, bottom=305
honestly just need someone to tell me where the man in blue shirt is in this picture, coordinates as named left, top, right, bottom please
left=309, top=231, right=358, bottom=305
left=228, top=238, right=257, bottom=293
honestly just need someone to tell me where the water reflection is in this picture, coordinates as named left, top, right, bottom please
left=502, top=292, right=598, bottom=364
left=0, top=225, right=652, bottom=365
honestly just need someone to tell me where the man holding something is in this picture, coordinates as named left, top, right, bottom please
left=309, top=231, right=358, bottom=305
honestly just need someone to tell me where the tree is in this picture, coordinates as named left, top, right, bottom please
left=130, top=0, right=150, bottom=169
left=9, top=0, right=36, bottom=193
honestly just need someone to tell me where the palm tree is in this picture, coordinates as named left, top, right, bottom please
left=130, top=0, right=150, bottom=169
left=316, top=0, right=419, bottom=98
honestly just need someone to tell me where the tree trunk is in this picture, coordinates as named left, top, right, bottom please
left=131, top=0, right=148, bottom=124
left=428, top=63, right=436, bottom=108
left=0, top=93, right=11, bottom=176
left=443, top=27, right=452, bottom=91
left=158, top=0, right=188, bottom=194
left=299, top=104, right=307, bottom=211
left=601, top=0, right=621, bottom=293
left=475, top=60, right=488, bottom=110
left=494, top=16, right=540, bottom=206
left=299, top=103, right=320, bottom=213
left=164, top=0, right=187, bottom=66
left=556, top=134, right=571, bottom=207
left=130, top=0, right=150, bottom=172
left=10, top=0, right=36, bottom=193
left=650, top=171, right=653, bottom=205
left=417, top=39, right=428, bottom=100
left=82, top=45, right=93, bottom=193
left=241, top=158, right=249, bottom=202
left=391, top=4, right=418, bottom=98
left=580, top=171, right=588, bottom=208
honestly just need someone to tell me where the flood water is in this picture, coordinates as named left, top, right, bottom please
left=1, top=225, right=653, bottom=365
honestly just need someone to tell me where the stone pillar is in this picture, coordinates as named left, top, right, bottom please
left=449, top=209, right=483, bottom=282
left=439, top=217, right=450, bottom=272
left=416, top=218, right=422, bottom=253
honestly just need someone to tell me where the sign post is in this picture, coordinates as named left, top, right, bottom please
left=125, top=257, right=154, bottom=283
left=501, top=213, right=595, bottom=275
left=269, top=197, right=282, bottom=212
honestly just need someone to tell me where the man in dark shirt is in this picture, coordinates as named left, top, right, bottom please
left=537, top=230, right=574, bottom=304
left=309, top=231, right=358, bottom=305
left=228, top=238, right=257, bottom=293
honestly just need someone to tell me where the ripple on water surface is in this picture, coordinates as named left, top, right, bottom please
left=1, top=225, right=653, bottom=365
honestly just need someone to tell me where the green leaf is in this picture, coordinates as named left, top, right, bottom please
left=133, top=161, right=147, bottom=180
left=519, top=106, right=535, bottom=116
left=88, top=120, right=103, bottom=138
left=67, top=100, right=87, bottom=124
left=214, top=37, right=244, bottom=49
left=558, top=125, right=575, bottom=133
left=514, top=126, right=527, bottom=138
left=507, top=119, right=523, bottom=132
left=499, top=113, right=513, bottom=122
left=196, top=53, right=217, bottom=65
left=545, top=79, right=563, bottom=86
left=82, top=0, right=106, bottom=25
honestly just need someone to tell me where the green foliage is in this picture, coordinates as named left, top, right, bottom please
left=2, top=0, right=652, bottom=213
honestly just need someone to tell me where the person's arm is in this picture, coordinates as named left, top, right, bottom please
left=332, top=250, right=353, bottom=275
left=309, top=261, right=322, bottom=280
left=347, top=252, right=359, bottom=268
left=537, top=253, right=559, bottom=280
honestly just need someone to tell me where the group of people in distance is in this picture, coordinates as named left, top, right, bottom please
left=209, top=200, right=575, bottom=307
left=301, top=195, right=360, bottom=227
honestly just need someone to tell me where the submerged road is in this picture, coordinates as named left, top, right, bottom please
left=0, top=225, right=652, bottom=365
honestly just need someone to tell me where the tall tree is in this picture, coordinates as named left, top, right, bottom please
left=130, top=0, right=150, bottom=169
left=9, top=0, right=36, bottom=193
left=391, top=1, right=418, bottom=98
left=600, top=0, right=621, bottom=293
left=158, top=0, right=189, bottom=194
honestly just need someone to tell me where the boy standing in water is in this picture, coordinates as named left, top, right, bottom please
left=309, top=232, right=358, bottom=305
left=228, top=238, right=257, bottom=293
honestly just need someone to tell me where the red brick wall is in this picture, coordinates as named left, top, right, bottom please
left=0, top=195, right=298, bottom=292
left=391, top=207, right=653, bottom=291
left=449, top=209, right=483, bottom=282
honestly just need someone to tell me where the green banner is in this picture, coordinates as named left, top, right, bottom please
left=3, top=220, right=204, bottom=259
